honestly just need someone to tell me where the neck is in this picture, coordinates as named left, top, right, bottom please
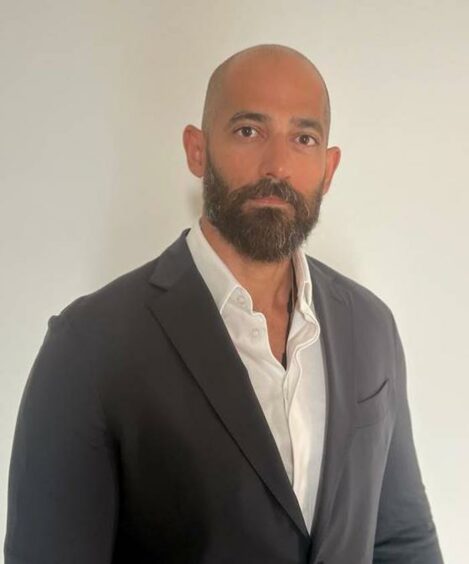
left=199, top=216, right=294, bottom=313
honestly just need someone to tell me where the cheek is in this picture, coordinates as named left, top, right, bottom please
left=292, top=159, right=325, bottom=189
left=213, top=149, right=258, bottom=186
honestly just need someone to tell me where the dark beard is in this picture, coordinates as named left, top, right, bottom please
left=202, top=154, right=324, bottom=262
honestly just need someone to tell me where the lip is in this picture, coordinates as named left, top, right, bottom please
left=249, top=196, right=289, bottom=206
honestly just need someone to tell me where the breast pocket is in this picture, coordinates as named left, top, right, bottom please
left=355, top=379, right=390, bottom=428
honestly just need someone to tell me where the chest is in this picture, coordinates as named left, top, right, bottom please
left=265, top=311, right=290, bottom=364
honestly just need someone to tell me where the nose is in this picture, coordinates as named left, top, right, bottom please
left=258, top=134, right=292, bottom=181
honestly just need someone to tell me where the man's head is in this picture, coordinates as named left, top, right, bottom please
left=183, top=44, right=341, bottom=262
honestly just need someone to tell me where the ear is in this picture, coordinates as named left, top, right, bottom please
left=322, top=146, right=341, bottom=195
left=183, top=124, right=206, bottom=178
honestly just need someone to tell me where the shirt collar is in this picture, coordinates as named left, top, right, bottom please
left=186, top=219, right=315, bottom=316
left=186, top=219, right=242, bottom=313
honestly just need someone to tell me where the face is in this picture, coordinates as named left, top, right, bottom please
left=184, top=51, right=341, bottom=261
left=203, top=149, right=325, bottom=262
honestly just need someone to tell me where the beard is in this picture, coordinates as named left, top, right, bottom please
left=202, top=153, right=325, bottom=262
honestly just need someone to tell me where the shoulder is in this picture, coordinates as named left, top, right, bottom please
left=55, top=230, right=193, bottom=333
left=61, top=258, right=158, bottom=316
left=306, top=254, right=396, bottom=328
left=48, top=229, right=193, bottom=351
left=45, top=251, right=171, bottom=357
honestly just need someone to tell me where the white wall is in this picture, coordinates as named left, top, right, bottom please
left=1, top=1, right=467, bottom=561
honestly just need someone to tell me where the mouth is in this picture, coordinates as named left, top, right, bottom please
left=248, top=196, right=290, bottom=207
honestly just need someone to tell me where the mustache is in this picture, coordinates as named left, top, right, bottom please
left=226, top=178, right=302, bottom=207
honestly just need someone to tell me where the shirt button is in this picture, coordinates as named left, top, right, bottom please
left=251, top=328, right=260, bottom=338
left=236, top=294, right=246, bottom=306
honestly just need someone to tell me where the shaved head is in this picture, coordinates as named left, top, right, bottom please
left=201, top=44, right=331, bottom=140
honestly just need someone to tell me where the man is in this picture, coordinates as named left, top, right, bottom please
left=5, top=44, right=443, bottom=563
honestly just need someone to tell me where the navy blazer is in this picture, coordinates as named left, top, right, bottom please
left=5, top=231, right=443, bottom=563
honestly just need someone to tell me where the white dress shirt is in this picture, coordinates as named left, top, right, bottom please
left=186, top=220, right=326, bottom=532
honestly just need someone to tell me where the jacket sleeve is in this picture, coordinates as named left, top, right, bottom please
left=373, top=317, right=444, bottom=563
left=4, top=314, right=118, bottom=564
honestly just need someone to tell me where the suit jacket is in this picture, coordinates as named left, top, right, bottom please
left=5, top=230, right=443, bottom=564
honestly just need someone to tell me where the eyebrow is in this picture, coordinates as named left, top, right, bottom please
left=227, top=111, right=324, bottom=137
left=290, top=116, right=324, bottom=137
left=227, top=111, right=268, bottom=126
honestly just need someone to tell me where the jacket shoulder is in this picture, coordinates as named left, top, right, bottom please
left=51, top=255, right=161, bottom=340
left=306, top=255, right=395, bottom=322
left=56, top=231, right=190, bottom=330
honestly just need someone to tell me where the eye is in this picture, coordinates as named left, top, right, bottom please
left=297, top=134, right=318, bottom=146
left=235, top=126, right=258, bottom=138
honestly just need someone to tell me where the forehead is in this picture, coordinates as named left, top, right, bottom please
left=215, top=53, right=327, bottom=124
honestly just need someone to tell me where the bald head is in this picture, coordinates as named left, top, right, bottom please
left=201, top=44, right=331, bottom=140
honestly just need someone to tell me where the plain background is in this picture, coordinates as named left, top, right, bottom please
left=1, top=1, right=467, bottom=562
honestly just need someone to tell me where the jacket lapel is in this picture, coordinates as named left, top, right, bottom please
left=307, top=258, right=356, bottom=555
left=146, top=232, right=309, bottom=539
